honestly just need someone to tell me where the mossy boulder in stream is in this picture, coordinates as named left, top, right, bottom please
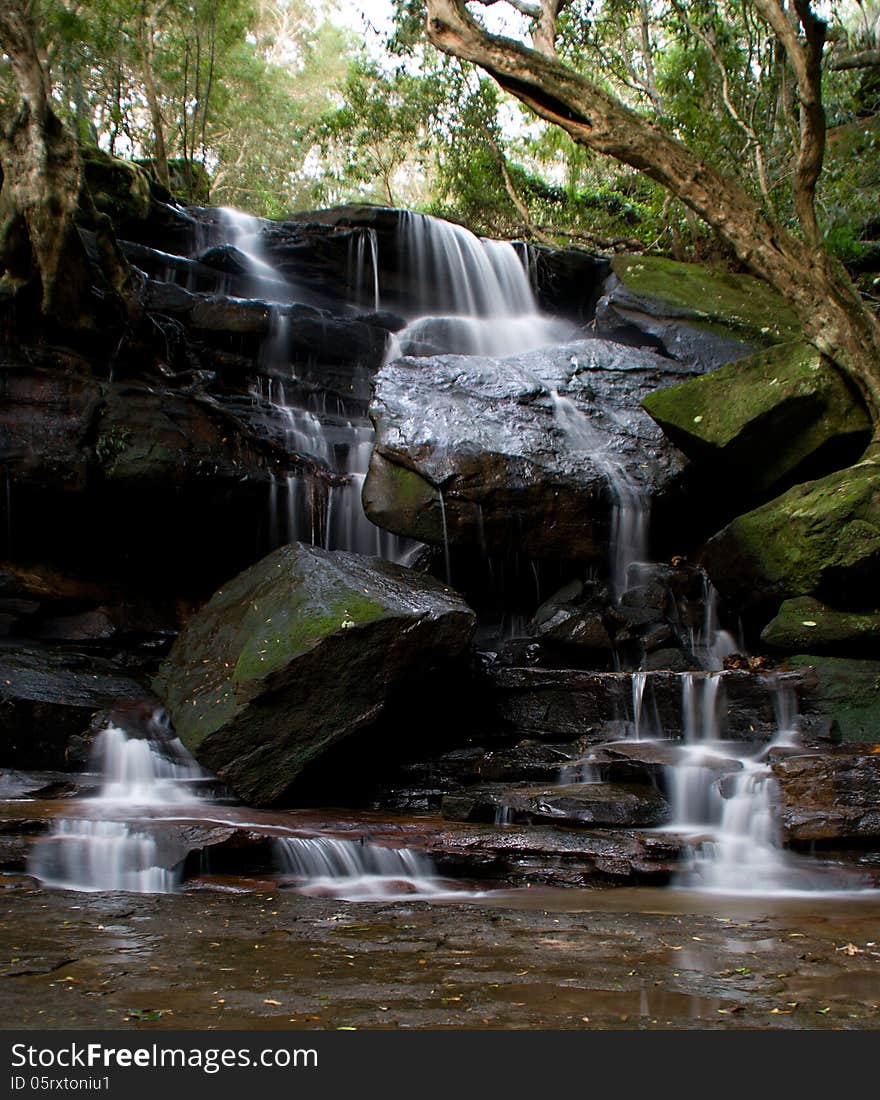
left=702, top=457, right=880, bottom=607
left=641, top=342, right=870, bottom=495
left=154, top=543, right=475, bottom=805
left=596, top=256, right=800, bottom=369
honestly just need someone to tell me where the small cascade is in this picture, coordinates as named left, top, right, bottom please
left=396, top=212, right=573, bottom=357
left=28, top=718, right=207, bottom=894
left=349, top=227, right=380, bottom=311
left=630, top=671, right=648, bottom=740
left=28, top=820, right=178, bottom=894
left=692, top=577, right=738, bottom=670
left=674, top=674, right=852, bottom=893
left=550, top=390, right=649, bottom=597
left=95, top=725, right=206, bottom=806
left=274, top=835, right=448, bottom=900
left=217, top=206, right=285, bottom=292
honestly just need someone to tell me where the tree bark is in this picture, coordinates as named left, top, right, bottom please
left=424, top=0, right=880, bottom=427
left=0, top=4, right=93, bottom=326
left=0, top=1, right=142, bottom=330
left=137, top=6, right=172, bottom=191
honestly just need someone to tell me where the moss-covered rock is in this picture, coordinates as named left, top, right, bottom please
left=786, top=655, right=880, bottom=744
left=641, top=342, right=870, bottom=494
left=597, top=255, right=801, bottom=370
left=154, top=544, right=475, bottom=805
left=81, top=147, right=153, bottom=227
left=702, top=456, right=880, bottom=607
left=762, top=597, right=880, bottom=655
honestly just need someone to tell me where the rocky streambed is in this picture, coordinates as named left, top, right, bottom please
left=2, top=878, right=879, bottom=1030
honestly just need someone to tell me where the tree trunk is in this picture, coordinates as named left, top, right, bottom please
left=0, top=2, right=142, bottom=331
left=425, top=0, right=880, bottom=427
left=0, top=6, right=93, bottom=327
left=137, top=9, right=172, bottom=192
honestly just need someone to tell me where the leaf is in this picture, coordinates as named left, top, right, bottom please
left=816, top=1006, right=831, bottom=1015
left=127, top=1008, right=165, bottom=1022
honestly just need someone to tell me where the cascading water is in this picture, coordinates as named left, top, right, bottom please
left=28, top=720, right=207, bottom=894
left=671, top=674, right=855, bottom=893
left=396, top=211, right=574, bottom=357
left=549, top=390, right=649, bottom=597
left=274, top=835, right=450, bottom=901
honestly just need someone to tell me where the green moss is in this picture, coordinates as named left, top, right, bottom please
left=707, top=458, right=880, bottom=600
left=363, top=453, right=443, bottom=541
left=786, top=655, right=880, bottom=743
left=612, top=255, right=800, bottom=345
left=762, top=596, right=880, bottom=653
left=641, top=342, right=870, bottom=493
left=233, top=592, right=385, bottom=683
left=82, top=147, right=152, bottom=225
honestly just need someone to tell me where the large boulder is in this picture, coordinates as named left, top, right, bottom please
left=154, top=543, right=476, bottom=805
left=596, top=255, right=800, bottom=368
left=364, top=339, right=693, bottom=560
left=641, top=342, right=870, bottom=496
left=761, top=597, right=880, bottom=656
left=703, top=456, right=880, bottom=608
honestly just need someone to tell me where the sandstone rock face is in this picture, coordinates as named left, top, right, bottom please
left=154, top=544, right=475, bottom=805
left=774, top=750, right=880, bottom=841
left=364, top=339, right=693, bottom=560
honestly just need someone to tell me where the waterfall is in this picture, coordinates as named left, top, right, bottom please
left=28, top=718, right=207, bottom=894
left=274, top=835, right=446, bottom=900
left=349, top=227, right=380, bottom=311
left=550, top=390, right=649, bottom=597
left=28, top=820, right=178, bottom=894
left=396, top=212, right=574, bottom=357
left=672, top=675, right=845, bottom=893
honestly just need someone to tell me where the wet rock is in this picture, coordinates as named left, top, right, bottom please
left=0, top=643, right=149, bottom=769
left=642, top=342, right=870, bottom=496
left=190, top=295, right=274, bottom=334
left=703, top=458, right=880, bottom=609
left=596, top=255, right=800, bottom=369
left=0, top=351, right=103, bottom=493
left=528, top=245, right=611, bottom=323
left=427, top=822, right=682, bottom=884
left=0, top=562, right=118, bottom=607
left=196, top=245, right=253, bottom=276
left=774, top=749, right=880, bottom=841
left=643, top=646, right=700, bottom=672
left=761, top=597, right=880, bottom=656
left=364, top=339, right=692, bottom=560
left=154, top=543, right=475, bottom=805
left=442, top=780, right=669, bottom=827
left=788, top=655, right=880, bottom=744
left=485, top=667, right=789, bottom=744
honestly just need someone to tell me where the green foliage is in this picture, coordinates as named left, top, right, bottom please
left=2, top=0, right=877, bottom=277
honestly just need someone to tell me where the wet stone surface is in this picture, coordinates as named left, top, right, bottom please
left=1, top=881, right=879, bottom=1030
